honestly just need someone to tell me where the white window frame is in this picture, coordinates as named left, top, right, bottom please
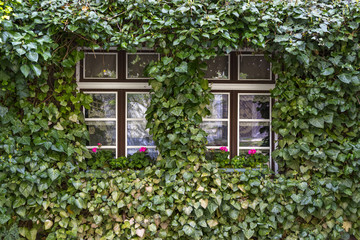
left=125, top=92, right=156, bottom=157
left=203, top=92, right=230, bottom=151
left=238, top=93, right=272, bottom=169
left=83, top=91, right=118, bottom=158
left=83, top=52, right=118, bottom=80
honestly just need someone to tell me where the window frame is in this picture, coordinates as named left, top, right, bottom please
left=77, top=49, right=275, bottom=170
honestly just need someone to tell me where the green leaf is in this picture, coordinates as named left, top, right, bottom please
left=175, top=61, right=188, bottom=73
left=47, top=168, right=60, bottom=181
left=31, top=64, right=42, bottom=76
left=0, top=106, right=8, bottom=117
left=309, top=117, right=324, bottom=128
left=13, top=197, right=26, bottom=208
left=183, top=225, right=195, bottom=236
left=338, top=73, right=352, bottom=83
left=0, top=214, right=11, bottom=224
left=26, top=51, right=39, bottom=62
left=244, top=229, right=254, bottom=239
left=19, top=182, right=33, bottom=198
left=170, top=107, right=183, bottom=116
left=20, top=65, right=31, bottom=77
left=321, top=67, right=334, bottom=76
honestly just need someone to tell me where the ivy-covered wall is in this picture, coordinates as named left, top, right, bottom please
left=0, top=0, right=360, bottom=239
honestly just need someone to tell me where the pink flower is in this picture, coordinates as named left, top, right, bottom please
left=98, top=143, right=102, bottom=146
left=248, top=149, right=257, bottom=155
left=92, top=147, right=97, bottom=153
left=139, top=147, right=147, bottom=152
left=219, top=146, right=228, bottom=152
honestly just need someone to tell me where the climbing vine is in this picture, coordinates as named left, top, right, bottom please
left=0, top=0, right=360, bottom=239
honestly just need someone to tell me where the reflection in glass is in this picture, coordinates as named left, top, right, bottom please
left=127, top=93, right=150, bottom=118
left=127, top=54, right=159, bottom=78
left=85, top=93, right=116, bottom=118
left=204, top=56, right=229, bottom=79
left=86, top=121, right=116, bottom=146
left=239, top=95, right=270, bottom=119
left=84, top=53, right=117, bottom=78
left=127, top=148, right=158, bottom=159
left=239, top=122, right=269, bottom=147
left=239, top=55, right=271, bottom=80
left=205, top=94, right=228, bottom=119
left=127, top=121, right=155, bottom=146
left=200, top=121, right=228, bottom=146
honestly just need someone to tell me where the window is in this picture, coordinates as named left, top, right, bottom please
left=77, top=49, right=274, bottom=168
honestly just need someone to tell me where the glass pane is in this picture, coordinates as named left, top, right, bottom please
left=127, top=148, right=158, bottom=159
left=205, top=94, right=228, bottom=119
left=200, top=121, right=228, bottom=146
left=127, top=121, right=155, bottom=146
left=239, top=122, right=270, bottom=147
left=127, top=93, right=150, bottom=118
left=239, top=95, right=270, bottom=119
left=204, top=56, right=229, bottom=79
left=239, top=55, right=271, bottom=80
left=127, top=53, right=159, bottom=78
left=85, top=93, right=116, bottom=118
left=86, top=121, right=116, bottom=146
left=84, top=53, right=117, bottom=78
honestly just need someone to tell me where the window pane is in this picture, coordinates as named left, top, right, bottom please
left=127, top=93, right=150, bottom=118
left=86, top=121, right=116, bottom=146
left=204, top=56, right=229, bottom=79
left=200, top=121, right=228, bottom=146
left=127, top=121, right=155, bottom=146
left=239, top=55, right=271, bottom=80
left=239, top=122, right=269, bottom=147
left=127, top=148, right=158, bottom=159
left=85, top=93, right=116, bottom=118
left=239, top=95, right=270, bottom=119
left=127, top=53, right=159, bottom=78
left=205, top=94, right=228, bottom=119
left=84, top=53, right=117, bottom=79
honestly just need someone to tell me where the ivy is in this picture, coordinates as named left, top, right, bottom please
left=0, top=0, right=360, bottom=239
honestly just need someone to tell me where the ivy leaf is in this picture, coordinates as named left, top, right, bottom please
left=244, top=229, right=254, bottom=239
left=338, top=73, right=352, bottom=84
left=47, top=168, right=60, bottom=181
left=26, top=51, right=39, bottom=62
left=309, top=117, right=324, bottom=128
left=13, top=197, right=26, bottom=208
left=321, top=67, right=334, bottom=76
left=19, top=182, right=33, bottom=198
left=0, top=214, right=11, bottom=224
left=30, top=64, right=42, bottom=76
left=0, top=106, right=8, bottom=117
left=183, top=225, right=195, bottom=236
left=175, top=61, right=188, bottom=73
left=20, top=65, right=31, bottom=77
left=44, top=220, right=53, bottom=230
left=170, top=107, right=183, bottom=116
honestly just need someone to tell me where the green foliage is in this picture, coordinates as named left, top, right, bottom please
left=207, top=148, right=230, bottom=168
left=128, top=148, right=152, bottom=169
left=87, top=149, right=114, bottom=169
left=0, top=223, right=19, bottom=240
left=109, top=156, right=129, bottom=169
left=231, top=153, right=268, bottom=168
left=0, top=0, right=360, bottom=239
